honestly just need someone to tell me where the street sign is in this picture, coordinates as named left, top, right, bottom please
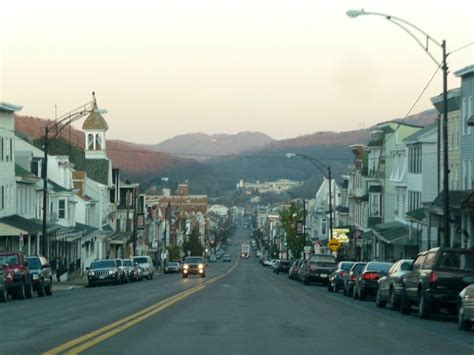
left=137, top=214, right=145, bottom=230
left=296, top=221, right=305, bottom=235
left=327, top=238, right=341, bottom=252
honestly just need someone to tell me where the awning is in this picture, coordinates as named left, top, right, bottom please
left=406, top=208, right=426, bottom=223
left=0, top=215, right=42, bottom=236
left=109, top=232, right=129, bottom=245
left=371, top=221, right=412, bottom=245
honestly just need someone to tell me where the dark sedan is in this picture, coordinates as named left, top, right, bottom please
left=87, top=259, right=120, bottom=286
left=375, top=259, right=413, bottom=310
left=0, top=265, right=7, bottom=302
left=289, top=259, right=302, bottom=280
left=27, top=256, right=53, bottom=297
left=343, top=262, right=366, bottom=297
left=274, top=260, right=291, bottom=274
left=353, top=262, right=393, bottom=301
left=328, top=261, right=354, bottom=293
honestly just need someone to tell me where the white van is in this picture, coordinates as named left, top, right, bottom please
left=132, top=255, right=154, bottom=280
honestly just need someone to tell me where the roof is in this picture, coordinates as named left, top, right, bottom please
left=15, top=164, right=39, bottom=181
left=431, top=88, right=461, bottom=113
left=84, top=159, right=110, bottom=186
left=454, top=64, right=474, bottom=78
left=367, top=138, right=383, bottom=147
left=428, top=190, right=474, bottom=211
left=406, top=208, right=426, bottom=222
left=372, top=221, right=411, bottom=245
left=403, top=121, right=438, bottom=144
left=73, top=222, right=98, bottom=236
left=0, top=102, right=22, bottom=113
left=0, top=215, right=43, bottom=235
left=82, top=110, right=109, bottom=131
left=49, top=179, right=73, bottom=193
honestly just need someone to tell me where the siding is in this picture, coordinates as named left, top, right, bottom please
left=460, top=74, right=474, bottom=188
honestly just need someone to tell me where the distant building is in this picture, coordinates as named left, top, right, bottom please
left=236, top=179, right=302, bottom=195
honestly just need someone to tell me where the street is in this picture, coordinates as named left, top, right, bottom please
left=1, top=225, right=474, bottom=355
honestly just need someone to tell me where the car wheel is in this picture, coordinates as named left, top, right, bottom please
left=150, top=273, right=154, bottom=280
left=37, top=280, right=46, bottom=297
left=388, top=288, right=399, bottom=311
left=327, top=283, right=332, bottom=292
left=183, top=274, right=188, bottom=278
left=201, top=274, right=206, bottom=278
left=375, top=288, right=386, bottom=308
left=303, top=277, right=309, bottom=285
left=458, top=305, right=472, bottom=331
left=353, top=286, right=358, bottom=299
left=418, top=290, right=431, bottom=319
left=358, top=287, right=365, bottom=301
left=400, top=289, right=411, bottom=315
left=0, top=284, right=7, bottom=303
left=45, top=279, right=53, bottom=296
left=25, top=279, right=33, bottom=299
left=343, top=286, right=347, bottom=296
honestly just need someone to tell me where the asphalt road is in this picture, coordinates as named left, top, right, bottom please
left=1, top=224, right=474, bottom=355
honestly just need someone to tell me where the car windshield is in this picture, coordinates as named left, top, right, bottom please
left=280, top=261, right=290, bottom=266
left=133, top=257, right=149, bottom=264
left=340, top=262, right=354, bottom=271
left=400, top=261, right=413, bottom=271
left=310, top=255, right=336, bottom=264
left=27, top=257, right=42, bottom=269
left=91, top=260, right=115, bottom=269
left=366, top=262, right=392, bottom=272
left=115, top=259, right=122, bottom=266
left=185, top=257, right=203, bottom=264
left=352, top=263, right=366, bottom=273
left=0, top=254, right=19, bottom=266
left=438, top=251, right=474, bottom=271
left=122, top=260, right=132, bottom=266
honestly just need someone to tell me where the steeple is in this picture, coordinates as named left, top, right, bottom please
left=83, top=92, right=108, bottom=159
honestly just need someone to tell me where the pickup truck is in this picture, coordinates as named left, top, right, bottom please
left=400, top=247, right=474, bottom=319
left=301, top=254, right=337, bottom=285
left=0, top=251, right=33, bottom=300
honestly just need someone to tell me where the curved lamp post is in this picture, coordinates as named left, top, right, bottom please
left=286, top=153, right=334, bottom=244
left=346, top=9, right=450, bottom=246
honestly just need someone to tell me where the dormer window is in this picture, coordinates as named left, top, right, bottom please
left=88, top=134, right=94, bottom=150
left=95, top=134, right=102, bottom=150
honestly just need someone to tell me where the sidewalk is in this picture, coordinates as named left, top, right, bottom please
left=54, top=276, right=88, bottom=290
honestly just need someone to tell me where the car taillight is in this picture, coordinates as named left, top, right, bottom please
left=338, top=271, right=346, bottom=277
left=307, top=265, right=312, bottom=272
left=429, top=272, right=437, bottom=283
left=362, top=272, right=379, bottom=281
left=351, top=274, right=357, bottom=281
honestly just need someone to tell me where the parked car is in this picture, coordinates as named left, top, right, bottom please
left=223, top=255, right=231, bottom=263
left=375, top=259, right=413, bottom=309
left=182, top=256, right=206, bottom=278
left=87, top=259, right=120, bottom=286
left=27, top=256, right=53, bottom=297
left=208, top=255, right=217, bottom=263
left=300, top=254, right=337, bottom=285
left=400, top=247, right=474, bottom=319
left=122, top=259, right=139, bottom=281
left=164, top=261, right=181, bottom=274
left=297, top=259, right=308, bottom=283
left=269, top=259, right=279, bottom=269
left=458, top=284, right=474, bottom=331
left=263, top=259, right=272, bottom=267
left=114, top=258, right=129, bottom=284
left=289, top=259, right=302, bottom=280
left=274, top=260, right=291, bottom=274
left=0, top=251, right=33, bottom=299
left=343, top=262, right=366, bottom=297
left=328, top=261, right=354, bottom=293
left=353, top=262, right=392, bottom=301
left=0, top=265, right=8, bottom=302
left=132, top=255, right=154, bottom=280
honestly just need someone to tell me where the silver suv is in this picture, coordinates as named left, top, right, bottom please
left=132, top=256, right=154, bottom=280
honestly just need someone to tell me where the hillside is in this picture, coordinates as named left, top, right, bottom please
left=145, top=131, right=274, bottom=160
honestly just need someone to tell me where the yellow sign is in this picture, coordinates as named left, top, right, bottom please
left=327, top=238, right=341, bottom=252
left=332, top=228, right=350, bottom=243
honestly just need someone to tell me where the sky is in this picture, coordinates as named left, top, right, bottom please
left=1, top=0, right=473, bottom=144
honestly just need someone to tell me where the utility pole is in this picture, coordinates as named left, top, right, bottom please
left=42, top=126, right=49, bottom=257
left=441, top=40, right=450, bottom=247
left=328, top=166, right=333, bottom=242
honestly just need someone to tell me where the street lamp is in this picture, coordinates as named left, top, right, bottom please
left=286, top=153, right=334, bottom=244
left=41, top=93, right=106, bottom=257
left=346, top=8, right=450, bottom=247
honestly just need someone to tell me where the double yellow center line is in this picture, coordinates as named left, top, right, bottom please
left=44, top=258, right=240, bottom=355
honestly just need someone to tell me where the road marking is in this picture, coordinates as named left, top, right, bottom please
left=44, top=258, right=240, bottom=355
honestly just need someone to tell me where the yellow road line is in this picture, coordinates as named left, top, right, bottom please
left=64, top=286, right=205, bottom=355
left=44, top=258, right=240, bottom=355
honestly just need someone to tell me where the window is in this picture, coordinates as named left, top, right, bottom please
left=370, top=193, right=381, bottom=217
left=88, top=133, right=94, bottom=150
left=408, top=191, right=421, bottom=211
left=408, top=145, right=422, bottom=174
left=1, top=186, right=4, bottom=209
left=321, top=219, right=327, bottom=236
left=58, top=199, right=66, bottom=219
left=412, top=255, right=425, bottom=271
left=95, top=134, right=102, bottom=150
left=0, top=137, right=3, bottom=161
left=5, top=138, right=10, bottom=161
left=422, top=253, right=436, bottom=269
left=462, top=98, right=467, bottom=135
left=31, top=161, right=39, bottom=176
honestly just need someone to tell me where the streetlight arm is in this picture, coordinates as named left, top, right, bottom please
left=289, top=153, right=329, bottom=177
left=347, top=9, right=442, bottom=65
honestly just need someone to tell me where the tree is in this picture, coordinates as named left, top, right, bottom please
left=182, top=227, right=204, bottom=256
left=269, top=243, right=279, bottom=259
left=166, top=245, right=181, bottom=261
left=279, top=201, right=307, bottom=259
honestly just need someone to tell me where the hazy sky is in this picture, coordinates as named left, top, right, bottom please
left=1, top=0, right=473, bottom=144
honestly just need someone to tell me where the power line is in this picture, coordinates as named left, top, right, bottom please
left=448, top=41, right=474, bottom=56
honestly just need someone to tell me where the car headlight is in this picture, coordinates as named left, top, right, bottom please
left=198, top=264, right=204, bottom=269
left=109, top=269, right=116, bottom=275
left=89, top=271, right=95, bottom=276
left=183, top=264, right=189, bottom=269
left=32, top=274, right=39, bottom=280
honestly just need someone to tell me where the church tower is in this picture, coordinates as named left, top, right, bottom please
left=82, top=92, right=109, bottom=160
